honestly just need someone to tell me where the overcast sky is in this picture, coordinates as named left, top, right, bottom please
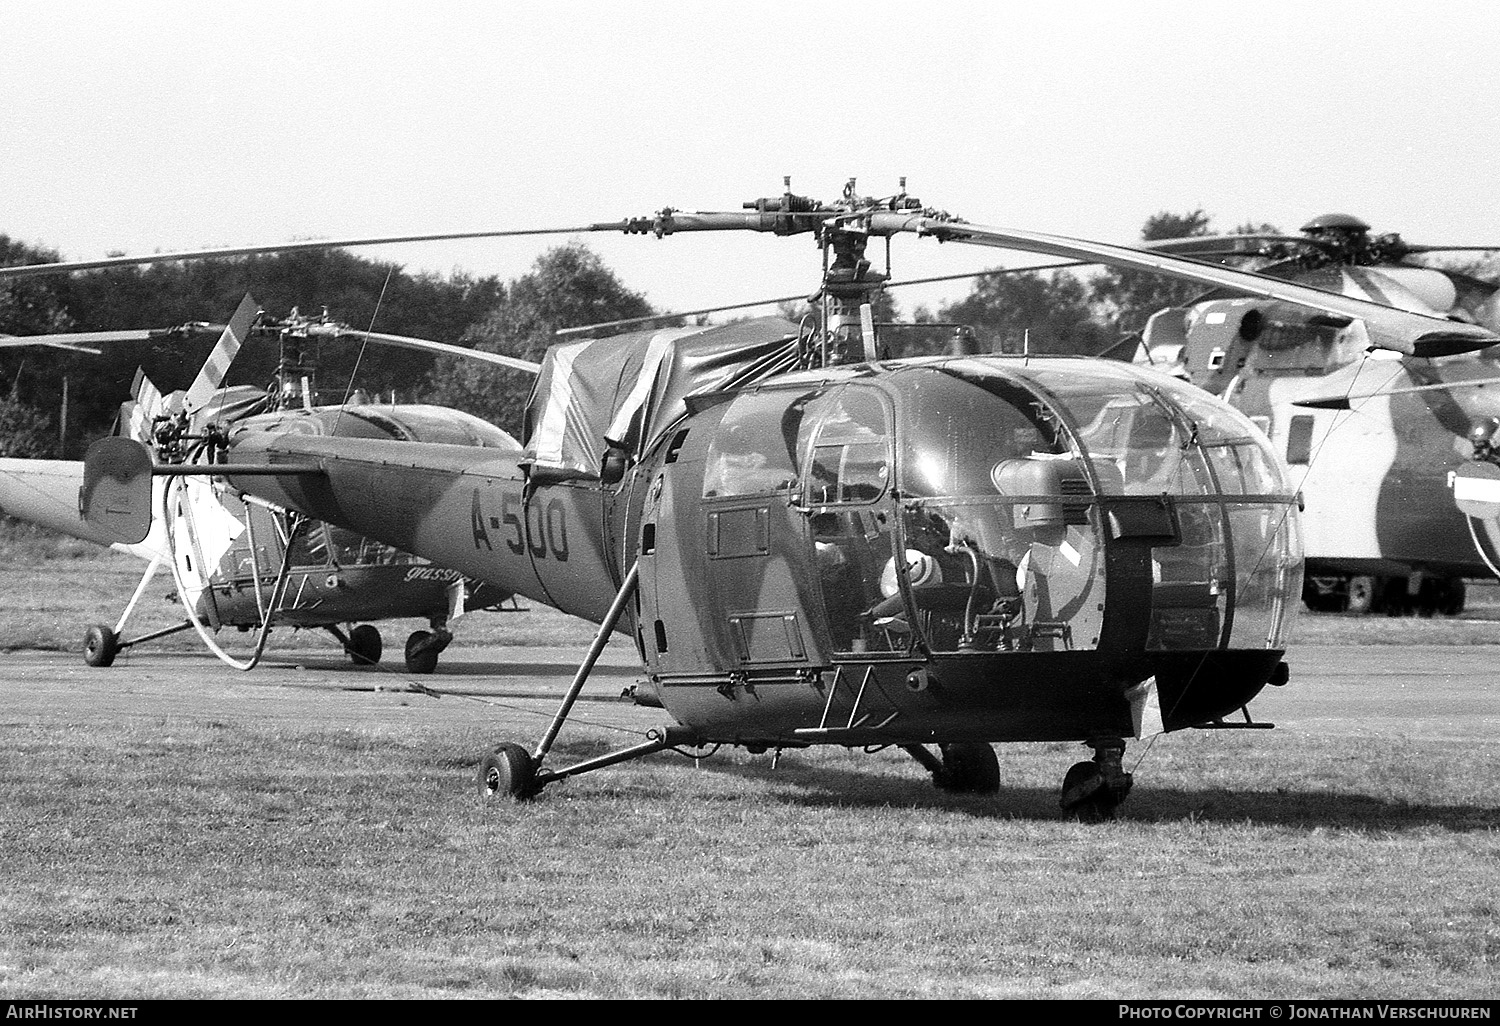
left=4, top=0, right=1498, bottom=324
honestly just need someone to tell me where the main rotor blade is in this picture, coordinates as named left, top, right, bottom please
left=1398, top=244, right=1500, bottom=255
left=873, top=214, right=1500, bottom=358
left=1293, top=375, right=1500, bottom=410
left=1147, top=234, right=1500, bottom=261
left=0, top=334, right=102, bottom=354
left=343, top=330, right=539, bottom=374
left=1144, top=234, right=1328, bottom=258
left=627, top=203, right=1499, bottom=355
left=0, top=223, right=632, bottom=282
left=0, top=324, right=214, bottom=348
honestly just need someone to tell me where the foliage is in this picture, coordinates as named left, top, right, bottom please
left=934, top=269, right=1116, bottom=357
left=1089, top=209, right=1217, bottom=339
left=0, top=236, right=72, bottom=337
left=917, top=211, right=1277, bottom=359
left=57, top=251, right=504, bottom=412
left=0, top=389, right=57, bottom=458
left=425, top=243, right=655, bottom=435
left=0, top=242, right=504, bottom=457
left=0, top=237, right=75, bottom=457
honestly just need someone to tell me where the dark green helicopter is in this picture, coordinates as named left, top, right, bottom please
left=40, top=182, right=1500, bottom=818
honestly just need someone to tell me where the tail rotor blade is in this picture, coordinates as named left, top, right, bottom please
left=121, top=368, right=166, bottom=443
left=182, top=293, right=259, bottom=415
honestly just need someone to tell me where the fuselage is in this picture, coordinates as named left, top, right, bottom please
left=1, top=399, right=520, bottom=633
left=225, top=337, right=1303, bottom=749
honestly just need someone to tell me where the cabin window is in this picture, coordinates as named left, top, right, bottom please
left=898, top=371, right=1063, bottom=498
left=805, top=386, right=891, bottom=505
left=1286, top=415, right=1315, bottom=465
left=702, top=389, right=823, bottom=498
left=808, top=441, right=888, bottom=503
left=812, top=507, right=901, bottom=654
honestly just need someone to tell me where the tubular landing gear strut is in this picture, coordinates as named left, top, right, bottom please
left=475, top=562, right=696, bottom=802
left=1060, top=738, right=1133, bottom=821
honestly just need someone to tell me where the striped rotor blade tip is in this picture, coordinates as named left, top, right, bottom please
left=183, top=293, right=259, bottom=413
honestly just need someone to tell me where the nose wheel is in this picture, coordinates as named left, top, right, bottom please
left=1060, top=738, right=1133, bottom=822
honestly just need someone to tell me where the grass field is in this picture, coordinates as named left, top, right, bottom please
left=1, top=520, right=1497, bottom=999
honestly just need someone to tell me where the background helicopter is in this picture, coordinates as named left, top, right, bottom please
left=1139, top=214, right=1500, bottom=615
left=64, top=181, right=1500, bottom=819
left=0, top=294, right=525, bottom=672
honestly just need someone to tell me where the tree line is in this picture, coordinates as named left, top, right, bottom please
left=0, top=238, right=656, bottom=455
left=21, top=208, right=1450, bottom=458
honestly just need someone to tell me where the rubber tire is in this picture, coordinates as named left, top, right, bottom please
left=934, top=742, right=1001, bottom=794
left=477, top=743, right=538, bottom=801
left=1344, top=575, right=1375, bottom=615
left=346, top=624, right=382, bottom=666
left=1301, top=578, right=1340, bottom=613
left=83, top=625, right=120, bottom=668
left=1439, top=578, right=1466, bottom=617
left=1060, top=760, right=1116, bottom=823
left=405, top=630, right=439, bottom=675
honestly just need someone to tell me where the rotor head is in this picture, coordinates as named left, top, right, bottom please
left=1300, top=213, right=1371, bottom=235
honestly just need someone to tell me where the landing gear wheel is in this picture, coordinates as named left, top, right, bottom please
left=83, top=625, right=120, bottom=668
left=477, top=743, right=539, bottom=801
left=934, top=742, right=1001, bottom=794
left=1060, top=762, right=1115, bottom=822
left=1344, top=575, right=1375, bottom=615
left=1301, top=586, right=1342, bottom=613
left=1422, top=578, right=1466, bottom=617
left=1060, top=740, right=1133, bottom=822
left=405, top=630, right=440, bottom=675
left=346, top=624, right=382, bottom=666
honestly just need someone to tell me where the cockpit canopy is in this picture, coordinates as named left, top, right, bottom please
left=700, top=357, right=1302, bottom=656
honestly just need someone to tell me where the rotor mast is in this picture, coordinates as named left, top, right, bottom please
left=620, top=177, right=936, bottom=367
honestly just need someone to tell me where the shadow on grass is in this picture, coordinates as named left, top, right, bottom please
left=257, top=656, right=636, bottom=680
left=606, top=752, right=1500, bottom=832
left=103, top=649, right=637, bottom=686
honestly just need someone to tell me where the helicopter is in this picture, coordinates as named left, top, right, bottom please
left=1139, top=214, right=1500, bottom=615
left=0, top=294, right=525, bottom=672
left=38, top=180, right=1500, bottom=819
